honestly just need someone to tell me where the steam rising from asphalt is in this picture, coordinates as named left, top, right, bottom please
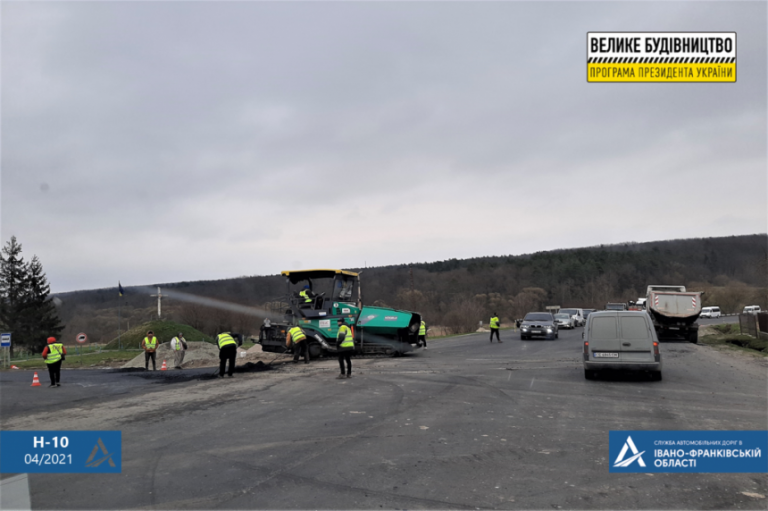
left=132, top=285, right=276, bottom=319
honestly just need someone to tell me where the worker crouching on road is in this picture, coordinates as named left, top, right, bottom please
left=42, top=336, right=66, bottom=387
left=171, top=332, right=188, bottom=369
left=336, top=318, right=354, bottom=379
left=490, top=314, right=502, bottom=343
left=216, top=332, right=238, bottom=378
left=287, top=325, right=309, bottom=364
left=141, top=331, right=158, bottom=370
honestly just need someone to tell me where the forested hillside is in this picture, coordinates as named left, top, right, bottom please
left=55, top=235, right=767, bottom=342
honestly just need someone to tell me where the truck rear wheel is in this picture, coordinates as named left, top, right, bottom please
left=688, top=330, right=698, bottom=344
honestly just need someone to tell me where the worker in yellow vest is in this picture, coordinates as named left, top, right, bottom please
left=216, top=332, right=238, bottom=377
left=336, top=318, right=355, bottom=379
left=42, top=336, right=66, bottom=387
left=141, top=330, right=158, bottom=370
left=287, top=325, right=309, bottom=364
left=489, top=314, right=502, bottom=343
left=299, top=285, right=316, bottom=308
left=418, top=320, right=428, bottom=349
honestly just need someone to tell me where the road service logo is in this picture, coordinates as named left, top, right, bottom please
left=613, top=436, right=646, bottom=468
left=588, top=32, right=736, bottom=82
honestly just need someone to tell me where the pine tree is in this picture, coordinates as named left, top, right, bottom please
left=0, top=237, right=64, bottom=355
left=0, top=237, right=27, bottom=356
left=23, top=256, right=64, bottom=353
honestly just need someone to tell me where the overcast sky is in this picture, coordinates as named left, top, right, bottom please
left=2, top=1, right=766, bottom=293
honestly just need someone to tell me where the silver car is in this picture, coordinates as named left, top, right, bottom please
left=554, top=313, right=574, bottom=329
left=583, top=311, right=662, bottom=381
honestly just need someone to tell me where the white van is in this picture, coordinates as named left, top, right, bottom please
left=700, top=306, right=721, bottom=318
left=743, top=305, right=761, bottom=314
left=583, top=311, right=662, bottom=381
left=559, top=308, right=585, bottom=327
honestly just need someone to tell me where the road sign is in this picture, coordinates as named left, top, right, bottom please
left=76, top=333, right=87, bottom=344
left=1, top=333, right=10, bottom=347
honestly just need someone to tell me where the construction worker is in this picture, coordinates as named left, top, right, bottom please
left=170, top=332, right=188, bottom=369
left=336, top=318, right=354, bottom=379
left=42, top=336, right=66, bottom=387
left=299, top=285, right=313, bottom=303
left=141, top=330, right=158, bottom=370
left=216, top=332, right=238, bottom=378
left=286, top=325, right=309, bottom=364
left=490, top=313, right=502, bottom=343
left=418, top=319, right=428, bottom=349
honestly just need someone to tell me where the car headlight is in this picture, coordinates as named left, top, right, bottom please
left=521, top=327, right=529, bottom=331
left=546, top=328, right=553, bottom=332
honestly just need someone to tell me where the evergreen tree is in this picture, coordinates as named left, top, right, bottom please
left=22, top=256, right=64, bottom=353
left=0, top=237, right=64, bottom=355
left=0, top=237, right=27, bottom=356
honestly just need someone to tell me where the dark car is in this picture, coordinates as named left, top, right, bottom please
left=520, top=312, right=558, bottom=340
left=582, top=309, right=596, bottom=320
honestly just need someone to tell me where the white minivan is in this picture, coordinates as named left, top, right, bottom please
left=559, top=308, right=585, bottom=327
left=700, top=306, right=721, bottom=318
left=583, top=311, right=662, bottom=381
left=743, top=305, right=761, bottom=314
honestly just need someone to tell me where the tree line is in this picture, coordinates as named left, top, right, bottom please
left=51, top=234, right=767, bottom=341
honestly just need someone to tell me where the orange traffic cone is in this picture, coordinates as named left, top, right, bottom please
left=31, top=372, right=41, bottom=387
left=160, top=360, right=167, bottom=371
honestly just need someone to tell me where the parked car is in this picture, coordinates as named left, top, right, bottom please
left=743, top=305, right=761, bottom=314
left=554, top=313, right=575, bottom=329
left=520, top=312, right=558, bottom=340
left=605, top=303, right=628, bottom=311
left=559, top=308, right=585, bottom=327
left=700, top=306, right=721, bottom=318
left=582, top=309, right=596, bottom=320
left=583, top=311, right=662, bottom=381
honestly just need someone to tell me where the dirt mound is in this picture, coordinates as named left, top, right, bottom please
left=122, top=341, right=291, bottom=369
left=122, top=341, right=219, bottom=369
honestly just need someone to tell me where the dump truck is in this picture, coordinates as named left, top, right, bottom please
left=646, top=285, right=703, bottom=343
left=258, top=269, right=422, bottom=358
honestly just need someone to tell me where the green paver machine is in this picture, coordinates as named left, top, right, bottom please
left=258, top=269, right=422, bottom=358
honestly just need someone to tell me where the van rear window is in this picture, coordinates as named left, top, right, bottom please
left=591, top=317, right=618, bottom=339
left=621, top=316, right=650, bottom=339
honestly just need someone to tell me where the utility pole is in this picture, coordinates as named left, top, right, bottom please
left=409, top=265, right=415, bottom=311
left=150, top=287, right=163, bottom=318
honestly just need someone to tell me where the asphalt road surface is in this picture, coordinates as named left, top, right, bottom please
left=2, top=323, right=766, bottom=510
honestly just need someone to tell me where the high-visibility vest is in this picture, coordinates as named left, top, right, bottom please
left=299, top=290, right=312, bottom=303
left=173, top=337, right=183, bottom=350
left=490, top=317, right=500, bottom=329
left=288, top=326, right=306, bottom=344
left=337, top=325, right=354, bottom=349
left=45, top=343, right=64, bottom=364
left=144, top=336, right=157, bottom=350
left=419, top=321, right=426, bottom=335
left=217, top=333, right=236, bottom=349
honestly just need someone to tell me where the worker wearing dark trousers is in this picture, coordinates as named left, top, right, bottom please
left=42, top=337, right=66, bottom=387
left=216, top=332, right=238, bottom=377
left=141, top=331, right=158, bottom=370
left=418, top=320, right=428, bottom=348
left=490, top=314, right=502, bottom=343
left=287, top=326, right=309, bottom=364
left=336, top=318, right=354, bottom=379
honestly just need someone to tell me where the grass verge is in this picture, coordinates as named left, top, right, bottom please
left=699, top=324, right=767, bottom=357
left=8, top=350, right=142, bottom=370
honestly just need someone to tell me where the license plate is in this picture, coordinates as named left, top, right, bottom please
left=594, top=352, right=619, bottom=358
left=668, top=327, right=679, bottom=330
left=532, top=330, right=542, bottom=334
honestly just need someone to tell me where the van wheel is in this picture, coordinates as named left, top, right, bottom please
left=651, top=371, right=662, bottom=381
left=584, top=369, right=596, bottom=380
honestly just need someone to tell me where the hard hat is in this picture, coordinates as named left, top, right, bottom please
left=47, top=337, right=57, bottom=344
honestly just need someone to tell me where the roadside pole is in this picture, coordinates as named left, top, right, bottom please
left=1, top=334, right=11, bottom=369
left=76, top=333, right=87, bottom=367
